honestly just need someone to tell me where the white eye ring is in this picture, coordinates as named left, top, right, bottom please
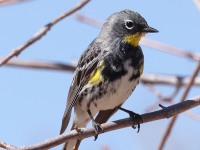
left=125, top=20, right=134, bottom=30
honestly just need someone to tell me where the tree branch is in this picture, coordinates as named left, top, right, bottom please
left=193, top=0, right=200, bottom=11
left=185, top=111, right=200, bottom=121
left=141, top=74, right=200, bottom=86
left=0, top=95, right=200, bottom=150
left=0, top=0, right=90, bottom=66
left=140, top=38, right=200, bottom=61
left=3, top=58, right=76, bottom=72
left=158, top=59, right=200, bottom=150
left=0, top=141, right=16, bottom=149
left=0, top=0, right=34, bottom=5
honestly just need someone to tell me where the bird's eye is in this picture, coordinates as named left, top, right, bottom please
left=125, top=20, right=134, bottom=30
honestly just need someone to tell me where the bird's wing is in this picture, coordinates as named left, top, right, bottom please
left=95, top=104, right=123, bottom=124
left=60, top=40, right=100, bottom=134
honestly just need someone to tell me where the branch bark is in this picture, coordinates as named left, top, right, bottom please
left=1, top=95, right=200, bottom=150
left=0, top=0, right=90, bottom=66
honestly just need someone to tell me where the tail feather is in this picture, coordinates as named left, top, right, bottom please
left=60, top=110, right=72, bottom=134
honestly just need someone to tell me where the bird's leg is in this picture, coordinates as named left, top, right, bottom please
left=87, top=109, right=104, bottom=141
left=118, top=107, right=143, bottom=133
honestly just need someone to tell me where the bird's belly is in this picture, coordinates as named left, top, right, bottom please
left=78, top=60, right=140, bottom=115
left=95, top=74, right=138, bottom=111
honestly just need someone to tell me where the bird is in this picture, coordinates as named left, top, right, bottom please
left=60, top=9, right=158, bottom=150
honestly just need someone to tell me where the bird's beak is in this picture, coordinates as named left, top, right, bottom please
left=142, top=26, right=159, bottom=33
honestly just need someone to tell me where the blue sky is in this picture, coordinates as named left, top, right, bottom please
left=0, top=0, right=200, bottom=150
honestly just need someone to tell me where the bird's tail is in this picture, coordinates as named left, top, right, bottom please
left=62, top=124, right=83, bottom=150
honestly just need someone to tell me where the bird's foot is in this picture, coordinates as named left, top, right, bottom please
left=92, top=120, right=104, bottom=141
left=129, top=111, right=143, bottom=133
left=87, top=109, right=104, bottom=141
left=118, top=107, right=143, bottom=133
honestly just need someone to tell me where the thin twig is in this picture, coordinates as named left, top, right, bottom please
left=158, top=60, right=200, bottom=150
left=76, top=13, right=103, bottom=28
left=0, top=95, right=200, bottom=150
left=150, top=84, right=180, bottom=102
left=193, top=0, right=200, bottom=11
left=143, top=84, right=166, bottom=101
left=0, top=0, right=24, bottom=5
left=101, top=146, right=112, bottom=150
left=141, top=38, right=200, bottom=61
left=75, top=14, right=200, bottom=61
left=144, top=84, right=180, bottom=112
left=141, top=74, right=200, bottom=86
left=185, top=111, right=200, bottom=121
left=0, top=0, right=33, bottom=5
left=0, top=141, right=16, bottom=149
left=3, top=58, right=76, bottom=72
left=0, top=0, right=90, bottom=66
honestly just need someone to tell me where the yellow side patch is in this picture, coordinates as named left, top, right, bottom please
left=124, top=32, right=145, bottom=47
left=139, top=65, right=144, bottom=76
left=88, top=61, right=104, bottom=85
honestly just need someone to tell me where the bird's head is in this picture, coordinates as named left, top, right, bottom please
left=100, top=9, right=158, bottom=47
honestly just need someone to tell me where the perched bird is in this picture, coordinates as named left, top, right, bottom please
left=60, top=9, right=158, bottom=150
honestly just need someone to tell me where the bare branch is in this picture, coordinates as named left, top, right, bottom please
left=75, top=14, right=200, bottom=61
left=193, top=0, right=200, bottom=11
left=0, top=141, right=16, bottom=149
left=0, top=0, right=33, bottom=5
left=0, top=0, right=90, bottom=66
left=144, top=83, right=181, bottom=112
left=141, top=38, right=200, bottom=61
left=3, top=58, right=76, bottom=72
left=143, top=84, right=167, bottom=100
left=101, top=146, right=112, bottom=150
left=141, top=74, right=200, bottom=86
left=76, top=14, right=102, bottom=28
left=158, top=60, right=200, bottom=150
left=143, top=84, right=180, bottom=112
left=185, top=111, right=200, bottom=121
left=0, top=95, right=200, bottom=150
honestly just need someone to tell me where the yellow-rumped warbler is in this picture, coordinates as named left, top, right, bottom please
left=60, top=9, right=158, bottom=150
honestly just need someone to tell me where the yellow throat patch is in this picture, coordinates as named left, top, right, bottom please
left=88, top=61, right=104, bottom=85
left=124, top=32, right=145, bottom=47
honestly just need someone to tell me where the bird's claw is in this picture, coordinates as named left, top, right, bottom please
left=128, top=112, right=143, bottom=133
left=118, top=107, right=143, bottom=133
left=92, top=121, right=104, bottom=141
